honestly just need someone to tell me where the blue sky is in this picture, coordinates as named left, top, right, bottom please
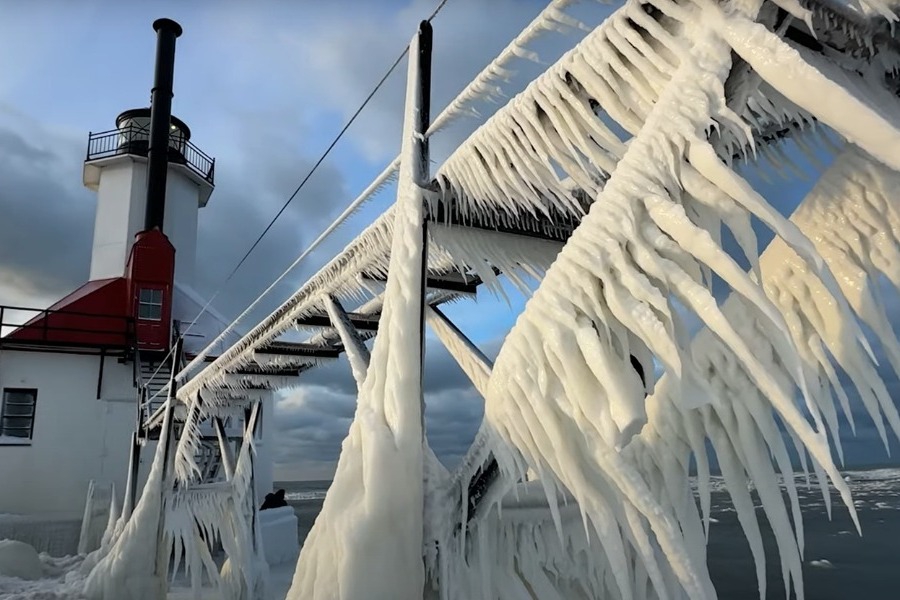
left=0, top=0, right=896, bottom=480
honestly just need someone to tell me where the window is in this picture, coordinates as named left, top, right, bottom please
left=138, top=288, right=163, bottom=321
left=1, top=388, right=37, bottom=440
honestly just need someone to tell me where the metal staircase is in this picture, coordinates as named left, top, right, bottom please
left=137, top=349, right=179, bottom=440
left=140, top=356, right=171, bottom=416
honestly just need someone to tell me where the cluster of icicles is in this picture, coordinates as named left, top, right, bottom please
left=421, top=0, right=900, bottom=597
left=295, top=0, right=900, bottom=596
left=81, top=0, right=900, bottom=597
left=79, top=401, right=268, bottom=600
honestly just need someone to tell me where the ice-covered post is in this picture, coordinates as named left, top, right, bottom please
left=413, top=22, right=432, bottom=439
left=324, top=295, right=371, bottom=389
left=123, top=431, right=141, bottom=517
left=285, top=22, right=433, bottom=600
left=425, top=305, right=492, bottom=396
left=154, top=336, right=182, bottom=579
left=213, top=417, right=236, bottom=481
left=244, top=400, right=262, bottom=554
left=83, top=337, right=184, bottom=600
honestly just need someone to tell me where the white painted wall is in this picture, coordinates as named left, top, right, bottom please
left=88, top=156, right=205, bottom=286
left=89, top=160, right=139, bottom=281
left=163, top=170, right=200, bottom=287
left=0, top=350, right=138, bottom=519
left=0, top=350, right=275, bottom=518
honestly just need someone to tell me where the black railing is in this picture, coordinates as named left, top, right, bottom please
left=0, top=304, right=135, bottom=350
left=86, top=125, right=215, bottom=184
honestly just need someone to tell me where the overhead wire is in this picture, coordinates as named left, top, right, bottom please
left=145, top=0, right=454, bottom=399
left=172, top=0, right=594, bottom=396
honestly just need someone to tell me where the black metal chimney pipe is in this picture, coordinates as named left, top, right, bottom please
left=144, top=18, right=182, bottom=232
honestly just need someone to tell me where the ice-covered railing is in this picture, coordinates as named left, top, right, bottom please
left=172, top=211, right=556, bottom=408
left=172, top=0, right=606, bottom=390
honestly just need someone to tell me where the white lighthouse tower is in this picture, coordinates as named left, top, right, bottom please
left=83, top=108, right=215, bottom=288
left=0, top=18, right=276, bottom=556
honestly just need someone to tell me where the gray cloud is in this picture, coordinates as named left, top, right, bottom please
left=272, top=331, right=497, bottom=479
left=0, top=105, right=95, bottom=305
left=273, top=382, right=485, bottom=481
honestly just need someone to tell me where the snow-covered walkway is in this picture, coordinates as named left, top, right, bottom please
left=0, top=550, right=297, bottom=600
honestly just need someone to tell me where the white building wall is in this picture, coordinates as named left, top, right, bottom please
left=164, top=170, right=200, bottom=287
left=88, top=157, right=203, bottom=286
left=89, top=161, right=139, bottom=281
left=0, top=350, right=138, bottom=519
left=0, top=349, right=272, bottom=518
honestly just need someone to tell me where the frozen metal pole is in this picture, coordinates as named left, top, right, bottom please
left=413, top=20, right=432, bottom=436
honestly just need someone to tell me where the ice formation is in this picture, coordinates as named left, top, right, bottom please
left=0, top=540, right=44, bottom=581
left=83, top=403, right=173, bottom=600
left=286, top=23, right=431, bottom=600
left=422, top=0, right=900, bottom=598
left=94, top=0, right=900, bottom=598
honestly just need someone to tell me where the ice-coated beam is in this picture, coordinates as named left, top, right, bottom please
left=213, top=417, right=236, bottom=481
left=361, top=272, right=480, bottom=296
left=233, top=364, right=302, bottom=377
left=425, top=305, right=492, bottom=396
left=323, top=295, right=372, bottom=390
left=720, top=14, right=900, bottom=171
left=295, top=312, right=380, bottom=332
left=255, top=342, right=343, bottom=359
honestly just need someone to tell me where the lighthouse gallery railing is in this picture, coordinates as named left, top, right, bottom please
left=85, top=125, right=215, bottom=185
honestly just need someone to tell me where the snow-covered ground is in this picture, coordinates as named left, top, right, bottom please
left=0, top=551, right=298, bottom=600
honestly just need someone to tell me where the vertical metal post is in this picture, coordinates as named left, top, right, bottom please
left=413, top=20, right=432, bottom=437
left=96, top=348, right=106, bottom=400
left=124, top=431, right=141, bottom=516
left=158, top=338, right=181, bottom=485
left=154, top=336, right=181, bottom=578
left=405, top=21, right=433, bottom=593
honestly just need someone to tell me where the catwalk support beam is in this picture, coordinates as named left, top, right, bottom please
left=425, top=305, right=492, bottom=396
left=324, top=295, right=371, bottom=389
left=213, top=417, right=236, bottom=481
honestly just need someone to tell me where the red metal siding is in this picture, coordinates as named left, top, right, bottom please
left=5, top=278, right=131, bottom=347
left=126, top=230, right=175, bottom=351
left=4, top=230, right=176, bottom=351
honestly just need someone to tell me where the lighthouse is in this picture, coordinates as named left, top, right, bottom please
left=82, top=18, right=215, bottom=352
left=0, top=18, right=274, bottom=555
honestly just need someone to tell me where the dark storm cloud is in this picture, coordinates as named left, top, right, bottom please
left=272, top=332, right=503, bottom=476
left=273, top=382, right=486, bottom=475
left=0, top=107, right=95, bottom=304
left=0, top=101, right=351, bottom=327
